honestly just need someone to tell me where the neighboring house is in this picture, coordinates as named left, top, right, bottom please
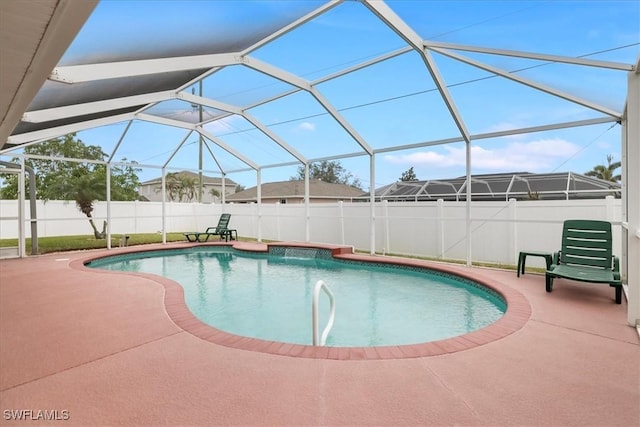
left=138, top=171, right=238, bottom=203
left=226, top=179, right=363, bottom=204
left=372, top=172, right=621, bottom=202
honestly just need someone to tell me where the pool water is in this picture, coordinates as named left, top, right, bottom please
left=88, top=248, right=505, bottom=347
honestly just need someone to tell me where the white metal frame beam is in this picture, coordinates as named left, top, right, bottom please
left=4, top=112, right=136, bottom=147
left=310, top=88, right=374, bottom=156
left=372, top=117, right=617, bottom=155
left=244, top=56, right=374, bottom=156
left=241, top=0, right=344, bottom=55
left=361, top=0, right=471, bottom=143
left=243, top=112, right=308, bottom=164
left=176, top=92, right=243, bottom=116
left=49, top=52, right=239, bottom=83
left=198, top=127, right=258, bottom=170
left=21, top=91, right=176, bottom=123
left=179, top=91, right=308, bottom=164
left=425, top=41, right=634, bottom=71
left=135, top=113, right=196, bottom=130
left=162, top=131, right=193, bottom=168
left=430, top=47, right=623, bottom=119
left=202, top=140, right=225, bottom=174
left=107, top=120, right=133, bottom=162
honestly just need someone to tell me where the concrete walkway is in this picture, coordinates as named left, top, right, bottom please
left=1, top=243, right=638, bottom=426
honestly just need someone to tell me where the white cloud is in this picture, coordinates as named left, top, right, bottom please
left=384, top=138, right=581, bottom=172
left=296, top=122, right=315, bottom=132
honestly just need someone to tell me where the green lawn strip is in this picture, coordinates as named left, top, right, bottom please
left=0, top=233, right=186, bottom=255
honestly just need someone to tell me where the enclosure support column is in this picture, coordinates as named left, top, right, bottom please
left=198, top=80, right=204, bottom=203
left=161, top=168, right=167, bottom=244
left=106, top=163, right=112, bottom=249
left=437, top=199, right=444, bottom=259
left=257, top=168, right=262, bottom=242
left=221, top=174, right=226, bottom=204
left=370, top=154, right=376, bottom=255
left=625, top=65, right=639, bottom=327
left=18, top=159, right=25, bottom=258
left=465, top=141, right=472, bottom=267
left=0, top=160, right=37, bottom=254
left=305, top=163, right=310, bottom=242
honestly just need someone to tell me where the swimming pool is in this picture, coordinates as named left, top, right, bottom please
left=87, top=246, right=506, bottom=348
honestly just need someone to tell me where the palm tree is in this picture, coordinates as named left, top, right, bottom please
left=585, top=154, right=621, bottom=183
left=54, top=172, right=107, bottom=239
left=166, top=172, right=182, bottom=201
left=177, top=175, right=197, bottom=202
left=156, top=172, right=198, bottom=202
left=209, top=187, right=221, bottom=201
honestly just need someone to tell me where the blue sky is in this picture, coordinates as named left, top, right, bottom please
left=46, top=1, right=640, bottom=189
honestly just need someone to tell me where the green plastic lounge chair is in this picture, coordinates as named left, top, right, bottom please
left=545, top=219, right=622, bottom=304
left=184, top=213, right=232, bottom=242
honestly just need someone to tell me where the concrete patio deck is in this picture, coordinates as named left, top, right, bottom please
left=1, top=242, right=638, bottom=426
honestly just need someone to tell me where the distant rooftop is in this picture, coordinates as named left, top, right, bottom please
left=140, top=171, right=237, bottom=186
left=227, top=179, right=363, bottom=202
left=373, top=172, right=621, bottom=201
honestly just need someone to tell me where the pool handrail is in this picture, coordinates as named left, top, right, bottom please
left=312, top=280, right=335, bottom=346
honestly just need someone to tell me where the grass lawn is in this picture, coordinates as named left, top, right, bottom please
left=0, top=233, right=188, bottom=255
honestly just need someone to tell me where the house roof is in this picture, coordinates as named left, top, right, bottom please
left=226, top=179, right=363, bottom=202
left=140, top=171, right=237, bottom=186
left=374, top=172, right=621, bottom=201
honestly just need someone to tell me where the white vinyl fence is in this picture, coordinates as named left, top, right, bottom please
left=0, top=197, right=622, bottom=269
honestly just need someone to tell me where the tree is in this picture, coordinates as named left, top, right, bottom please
left=177, top=175, right=197, bottom=202
left=400, top=167, right=418, bottom=182
left=291, top=160, right=362, bottom=189
left=0, top=134, right=141, bottom=238
left=97, top=161, right=141, bottom=201
left=209, top=187, right=221, bottom=199
left=0, top=134, right=141, bottom=200
left=53, top=172, right=108, bottom=239
left=585, top=154, right=621, bottom=183
left=158, top=172, right=198, bottom=202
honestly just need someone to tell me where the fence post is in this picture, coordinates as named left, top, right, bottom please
left=437, top=199, right=444, bottom=259
left=338, top=201, right=345, bottom=245
left=133, top=199, right=139, bottom=234
left=275, top=202, right=281, bottom=241
left=509, top=198, right=517, bottom=265
left=383, top=200, right=389, bottom=254
left=605, top=195, right=614, bottom=221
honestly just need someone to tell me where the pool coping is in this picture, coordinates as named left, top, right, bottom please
left=72, top=241, right=531, bottom=360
